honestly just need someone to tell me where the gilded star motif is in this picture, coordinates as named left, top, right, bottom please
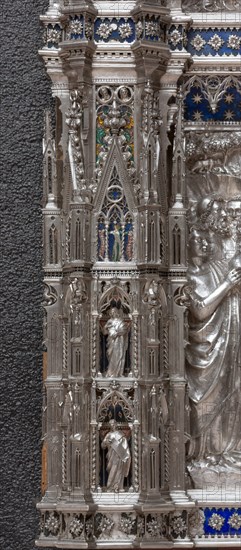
left=193, top=110, right=203, bottom=121
left=224, top=93, right=234, bottom=104
left=224, top=109, right=235, bottom=120
left=192, top=93, right=203, bottom=104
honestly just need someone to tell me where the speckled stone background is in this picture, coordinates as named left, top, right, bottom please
left=1, top=1, right=53, bottom=548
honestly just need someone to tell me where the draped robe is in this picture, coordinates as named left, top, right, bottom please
left=102, top=429, right=131, bottom=490
left=186, top=259, right=241, bottom=465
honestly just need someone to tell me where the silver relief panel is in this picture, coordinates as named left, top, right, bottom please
left=184, top=127, right=241, bottom=489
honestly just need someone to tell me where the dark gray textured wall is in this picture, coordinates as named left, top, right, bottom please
left=1, top=1, right=52, bottom=548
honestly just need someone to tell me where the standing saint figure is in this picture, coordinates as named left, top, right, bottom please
left=103, top=308, right=129, bottom=377
left=109, top=223, right=122, bottom=261
left=185, top=228, right=241, bottom=485
left=101, top=419, right=131, bottom=491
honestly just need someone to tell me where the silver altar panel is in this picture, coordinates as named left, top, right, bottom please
left=36, top=0, right=241, bottom=547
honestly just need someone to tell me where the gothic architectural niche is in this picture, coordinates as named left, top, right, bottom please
left=96, top=166, right=134, bottom=263
left=38, top=0, right=241, bottom=547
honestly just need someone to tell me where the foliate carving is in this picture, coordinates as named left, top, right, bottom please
left=66, top=17, right=83, bottom=40
left=136, top=20, right=143, bottom=39
left=44, top=512, right=60, bottom=536
left=188, top=509, right=205, bottom=538
left=97, top=514, right=115, bottom=536
left=120, top=514, right=136, bottom=535
left=96, top=86, right=135, bottom=180
left=46, top=24, right=62, bottom=47
left=186, top=131, right=241, bottom=176
left=119, top=23, right=133, bottom=40
left=146, top=514, right=167, bottom=538
left=43, top=283, right=58, bottom=306
left=69, top=515, right=84, bottom=538
left=42, top=509, right=241, bottom=543
left=169, top=512, right=187, bottom=538
left=85, top=20, right=93, bottom=40
left=182, top=0, right=241, bottom=10
left=85, top=517, right=94, bottom=541
left=96, top=22, right=114, bottom=40
left=142, top=81, right=162, bottom=142
left=140, top=81, right=162, bottom=201
left=66, top=89, right=89, bottom=198
left=145, top=20, right=160, bottom=39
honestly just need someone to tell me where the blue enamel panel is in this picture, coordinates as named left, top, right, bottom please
left=186, top=28, right=241, bottom=56
left=184, top=85, right=241, bottom=122
left=204, top=508, right=241, bottom=535
left=94, top=18, right=135, bottom=43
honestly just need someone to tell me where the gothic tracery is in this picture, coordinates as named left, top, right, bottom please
left=38, top=0, right=241, bottom=547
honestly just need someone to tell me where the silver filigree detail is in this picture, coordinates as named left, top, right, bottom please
left=182, top=0, right=241, bottom=11
left=69, top=517, right=84, bottom=538
left=228, top=513, right=241, bottom=530
left=120, top=514, right=136, bottom=534
left=208, top=34, right=225, bottom=51
left=96, top=22, right=115, bottom=39
left=227, top=34, right=241, bottom=50
left=43, top=283, right=58, bottom=306
left=170, top=513, right=186, bottom=536
left=137, top=516, right=145, bottom=536
left=118, top=23, right=132, bottom=39
left=191, top=34, right=206, bottom=51
left=146, top=517, right=160, bottom=538
left=85, top=21, right=93, bottom=39
left=85, top=518, right=94, bottom=539
left=136, top=20, right=143, bottom=39
left=188, top=509, right=205, bottom=538
left=47, top=26, right=61, bottom=45
left=145, top=21, right=160, bottom=38
left=45, top=513, right=60, bottom=535
left=208, top=513, right=225, bottom=531
left=67, top=19, right=83, bottom=39
left=66, top=90, right=87, bottom=193
left=98, top=515, right=114, bottom=535
left=169, top=29, right=182, bottom=47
